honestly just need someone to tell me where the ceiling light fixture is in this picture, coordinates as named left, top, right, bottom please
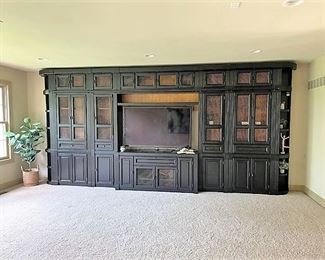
left=145, top=54, right=155, bottom=58
left=282, top=0, right=304, bottom=7
left=250, top=49, right=262, bottom=54
left=37, top=57, right=48, bottom=61
left=230, top=2, right=241, bottom=8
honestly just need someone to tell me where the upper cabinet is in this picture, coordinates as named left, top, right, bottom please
left=93, top=73, right=113, bottom=90
left=235, top=70, right=273, bottom=86
left=56, top=74, right=86, bottom=90
left=203, top=71, right=226, bottom=88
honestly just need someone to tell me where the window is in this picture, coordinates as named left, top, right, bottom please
left=0, top=84, right=10, bottom=160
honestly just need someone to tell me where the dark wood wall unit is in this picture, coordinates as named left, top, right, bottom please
left=41, top=61, right=295, bottom=194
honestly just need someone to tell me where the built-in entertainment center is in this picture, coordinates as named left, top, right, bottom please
left=41, top=61, right=295, bottom=194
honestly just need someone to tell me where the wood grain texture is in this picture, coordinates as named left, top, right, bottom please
left=121, top=93, right=199, bottom=103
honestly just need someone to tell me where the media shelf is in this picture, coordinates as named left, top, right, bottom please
left=41, top=61, right=295, bottom=194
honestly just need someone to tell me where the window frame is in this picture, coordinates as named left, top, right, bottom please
left=0, top=82, right=10, bottom=161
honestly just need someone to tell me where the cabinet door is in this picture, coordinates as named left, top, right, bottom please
left=204, top=71, right=225, bottom=87
left=202, top=157, right=224, bottom=191
left=57, top=95, right=71, bottom=140
left=233, top=158, right=250, bottom=192
left=251, top=159, right=269, bottom=193
left=58, top=153, right=73, bottom=185
left=253, top=93, right=270, bottom=144
left=235, top=94, right=251, bottom=143
left=71, top=95, right=86, bottom=141
left=156, top=167, right=177, bottom=190
left=254, top=70, right=272, bottom=85
left=73, top=154, right=88, bottom=185
left=56, top=75, right=70, bottom=89
left=204, top=94, right=224, bottom=143
left=236, top=71, right=253, bottom=86
left=94, top=95, right=113, bottom=146
left=134, top=166, right=155, bottom=189
left=119, top=156, right=133, bottom=188
left=178, top=158, right=193, bottom=192
left=95, top=154, right=114, bottom=187
left=94, top=73, right=113, bottom=89
left=71, top=74, right=85, bottom=89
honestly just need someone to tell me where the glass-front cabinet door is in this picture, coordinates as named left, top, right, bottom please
left=156, top=168, right=176, bottom=189
left=234, top=92, right=270, bottom=144
left=204, top=94, right=223, bottom=143
left=57, top=95, right=86, bottom=142
left=94, top=95, right=113, bottom=148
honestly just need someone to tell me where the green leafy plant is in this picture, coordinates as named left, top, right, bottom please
left=5, top=117, right=44, bottom=171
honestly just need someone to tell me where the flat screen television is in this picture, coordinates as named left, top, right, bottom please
left=123, top=106, right=192, bottom=149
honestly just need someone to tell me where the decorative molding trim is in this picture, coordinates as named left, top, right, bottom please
left=303, top=186, right=325, bottom=208
left=0, top=179, right=22, bottom=194
left=308, top=76, right=325, bottom=90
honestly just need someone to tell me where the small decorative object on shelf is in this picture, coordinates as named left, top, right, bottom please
left=279, top=160, right=289, bottom=174
left=286, top=92, right=291, bottom=97
left=280, top=101, right=286, bottom=110
left=120, top=145, right=127, bottom=152
left=280, top=133, right=290, bottom=154
left=280, top=119, right=288, bottom=129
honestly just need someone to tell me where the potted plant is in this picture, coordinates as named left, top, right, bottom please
left=5, top=117, right=44, bottom=186
left=279, top=160, right=289, bottom=174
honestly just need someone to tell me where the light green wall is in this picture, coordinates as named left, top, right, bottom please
left=0, top=66, right=28, bottom=188
left=306, top=55, right=325, bottom=199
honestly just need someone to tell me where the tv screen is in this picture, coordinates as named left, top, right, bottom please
left=123, top=106, right=191, bottom=148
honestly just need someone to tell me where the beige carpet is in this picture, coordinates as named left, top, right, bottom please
left=0, top=184, right=324, bottom=260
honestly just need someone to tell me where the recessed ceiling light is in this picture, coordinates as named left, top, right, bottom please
left=282, top=0, right=304, bottom=7
left=145, top=54, right=155, bottom=58
left=230, top=2, right=241, bottom=8
left=37, top=57, right=48, bottom=61
left=250, top=49, right=262, bottom=54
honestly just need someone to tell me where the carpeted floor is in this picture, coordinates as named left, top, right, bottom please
left=0, top=184, right=324, bottom=260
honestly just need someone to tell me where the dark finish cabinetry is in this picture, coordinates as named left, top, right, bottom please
left=118, top=154, right=198, bottom=193
left=232, top=158, right=269, bottom=193
left=41, top=61, right=295, bottom=194
left=58, top=153, right=88, bottom=186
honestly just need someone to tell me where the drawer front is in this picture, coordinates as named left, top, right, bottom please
left=58, top=142, right=86, bottom=149
left=234, top=145, right=270, bottom=154
left=134, top=156, right=177, bottom=166
left=95, top=142, right=113, bottom=150
left=202, top=144, right=224, bottom=153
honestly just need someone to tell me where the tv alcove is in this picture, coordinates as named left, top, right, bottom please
left=40, top=61, right=295, bottom=194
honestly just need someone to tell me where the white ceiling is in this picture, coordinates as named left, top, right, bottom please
left=0, top=0, right=325, bottom=71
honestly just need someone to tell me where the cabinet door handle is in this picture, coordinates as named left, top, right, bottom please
left=241, top=121, right=249, bottom=125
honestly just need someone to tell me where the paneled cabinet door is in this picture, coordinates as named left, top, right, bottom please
left=95, top=154, right=114, bottom=187
left=202, top=157, right=224, bottom=191
left=235, top=70, right=272, bottom=86
left=156, top=167, right=177, bottom=190
left=178, top=158, right=193, bottom=192
left=233, top=158, right=251, bottom=192
left=134, top=166, right=155, bottom=189
left=251, top=159, right=269, bottom=193
left=119, top=156, right=134, bottom=188
left=57, top=95, right=87, bottom=142
left=234, top=92, right=270, bottom=144
left=56, top=74, right=85, bottom=90
left=94, top=95, right=113, bottom=148
left=58, top=153, right=73, bottom=185
left=58, top=153, right=88, bottom=185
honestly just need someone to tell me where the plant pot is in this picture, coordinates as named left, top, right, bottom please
left=21, top=167, right=39, bottom=187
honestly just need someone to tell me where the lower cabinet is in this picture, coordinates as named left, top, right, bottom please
left=58, top=152, right=88, bottom=186
left=95, top=154, right=114, bottom=187
left=202, top=157, right=224, bottom=191
left=232, top=158, right=269, bottom=193
left=119, top=154, right=197, bottom=193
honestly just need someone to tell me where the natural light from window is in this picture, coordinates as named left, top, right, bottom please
left=0, top=85, right=10, bottom=160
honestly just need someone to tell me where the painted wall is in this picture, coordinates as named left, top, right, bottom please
left=289, top=63, right=309, bottom=186
left=0, top=66, right=28, bottom=188
left=306, top=55, right=325, bottom=199
left=27, top=72, right=47, bottom=180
